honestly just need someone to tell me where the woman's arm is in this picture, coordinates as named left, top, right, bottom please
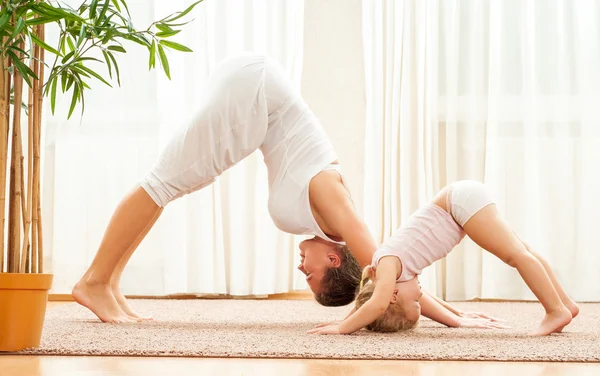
left=308, top=171, right=377, bottom=267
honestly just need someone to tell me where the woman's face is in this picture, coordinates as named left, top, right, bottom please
left=392, top=276, right=423, bottom=321
left=297, top=237, right=341, bottom=293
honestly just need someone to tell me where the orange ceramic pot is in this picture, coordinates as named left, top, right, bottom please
left=0, top=273, right=53, bottom=351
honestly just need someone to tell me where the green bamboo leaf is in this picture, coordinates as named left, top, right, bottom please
left=66, top=76, right=75, bottom=91
left=12, top=17, right=26, bottom=38
left=157, top=44, right=170, bottom=79
left=102, top=50, right=112, bottom=78
left=149, top=39, right=156, bottom=70
left=75, top=64, right=112, bottom=87
left=62, top=50, right=75, bottom=63
left=72, top=73, right=87, bottom=116
left=67, top=35, right=75, bottom=51
left=156, top=30, right=181, bottom=38
left=101, top=27, right=113, bottom=45
left=24, top=15, right=62, bottom=26
left=67, top=84, right=80, bottom=119
left=70, top=66, right=91, bottom=78
left=164, top=20, right=193, bottom=27
left=8, top=44, right=28, bottom=56
left=78, top=57, right=103, bottom=63
left=98, top=0, right=110, bottom=22
left=107, top=45, right=126, bottom=53
left=164, top=0, right=203, bottom=23
left=61, top=71, right=68, bottom=92
left=51, top=75, right=58, bottom=114
left=119, top=0, right=131, bottom=18
left=6, top=50, right=36, bottom=87
left=121, top=34, right=151, bottom=48
left=76, top=25, right=86, bottom=47
left=110, top=0, right=121, bottom=12
left=89, top=0, right=99, bottom=19
left=159, top=40, right=192, bottom=52
left=34, top=3, right=82, bottom=21
left=107, top=51, right=120, bottom=86
left=61, top=36, right=67, bottom=54
left=0, top=12, right=10, bottom=30
left=156, top=23, right=173, bottom=33
left=30, top=32, right=61, bottom=56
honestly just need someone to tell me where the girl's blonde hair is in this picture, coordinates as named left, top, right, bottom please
left=355, top=265, right=419, bottom=332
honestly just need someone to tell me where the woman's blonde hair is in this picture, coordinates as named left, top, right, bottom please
left=355, top=266, right=419, bottom=332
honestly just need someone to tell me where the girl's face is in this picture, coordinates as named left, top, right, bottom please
left=392, top=276, right=423, bottom=322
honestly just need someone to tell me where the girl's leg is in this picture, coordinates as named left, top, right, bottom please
left=461, top=204, right=572, bottom=335
left=518, top=237, right=579, bottom=319
left=110, top=207, right=163, bottom=320
left=72, top=186, right=163, bottom=323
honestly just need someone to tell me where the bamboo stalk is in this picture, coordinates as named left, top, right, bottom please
left=9, top=42, right=24, bottom=273
left=20, top=36, right=38, bottom=273
left=35, top=23, right=45, bottom=274
left=0, top=40, right=7, bottom=273
left=4, top=59, right=11, bottom=272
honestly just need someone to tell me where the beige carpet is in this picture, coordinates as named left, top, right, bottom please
left=17, top=300, right=600, bottom=361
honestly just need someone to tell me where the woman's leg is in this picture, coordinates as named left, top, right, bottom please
left=73, top=55, right=270, bottom=323
left=110, top=206, right=163, bottom=320
left=462, top=204, right=572, bottom=335
left=72, top=186, right=163, bottom=323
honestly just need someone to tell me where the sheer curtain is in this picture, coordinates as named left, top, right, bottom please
left=44, top=0, right=307, bottom=296
left=362, top=0, right=600, bottom=301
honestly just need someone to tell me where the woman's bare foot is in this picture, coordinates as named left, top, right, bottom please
left=530, top=308, right=572, bottom=336
left=112, top=287, right=153, bottom=321
left=72, top=278, right=138, bottom=323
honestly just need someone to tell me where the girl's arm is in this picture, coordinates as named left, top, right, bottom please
left=419, top=293, right=510, bottom=329
left=310, top=257, right=398, bottom=335
left=335, top=258, right=398, bottom=334
left=418, top=292, right=461, bottom=327
left=424, top=291, right=463, bottom=316
left=424, top=290, right=506, bottom=322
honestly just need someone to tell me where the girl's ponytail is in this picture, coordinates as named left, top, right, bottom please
left=359, top=265, right=373, bottom=290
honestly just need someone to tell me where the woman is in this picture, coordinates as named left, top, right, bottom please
left=72, top=53, right=498, bottom=325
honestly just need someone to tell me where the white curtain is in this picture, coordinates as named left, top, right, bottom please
left=43, top=0, right=308, bottom=296
left=362, top=0, right=600, bottom=301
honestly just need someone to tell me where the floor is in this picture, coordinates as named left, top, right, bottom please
left=1, top=301, right=599, bottom=376
left=2, top=356, right=599, bottom=376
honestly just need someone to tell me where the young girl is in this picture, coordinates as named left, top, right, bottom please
left=309, top=180, right=579, bottom=336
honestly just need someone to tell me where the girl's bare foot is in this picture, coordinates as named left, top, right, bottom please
left=72, top=279, right=138, bottom=323
left=530, top=307, right=572, bottom=336
left=112, top=287, right=153, bottom=321
left=564, top=300, right=580, bottom=319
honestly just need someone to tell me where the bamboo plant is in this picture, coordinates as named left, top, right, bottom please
left=0, top=0, right=202, bottom=274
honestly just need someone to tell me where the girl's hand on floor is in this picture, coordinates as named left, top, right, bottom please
left=313, top=321, right=341, bottom=328
left=307, top=324, right=343, bottom=335
left=456, top=317, right=511, bottom=329
left=459, top=311, right=507, bottom=323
